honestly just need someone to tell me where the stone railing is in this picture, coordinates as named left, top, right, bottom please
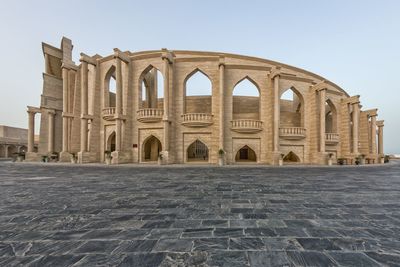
left=181, top=113, right=213, bottom=127
left=102, top=107, right=116, bottom=121
left=231, top=119, right=263, bottom=133
left=137, top=108, right=163, bottom=123
left=279, top=127, right=306, bottom=139
left=325, top=133, right=339, bottom=144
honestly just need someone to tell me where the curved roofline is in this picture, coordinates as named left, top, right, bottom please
left=128, top=49, right=349, bottom=97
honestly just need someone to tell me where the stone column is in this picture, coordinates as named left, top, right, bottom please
left=45, top=54, right=51, bottom=74
left=162, top=54, right=170, bottom=152
left=219, top=58, right=225, bottom=150
left=80, top=61, right=88, bottom=152
left=319, top=88, right=326, bottom=152
left=62, top=67, right=69, bottom=152
left=27, top=110, right=36, bottom=153
left=4, top=145, right=9, bottom=158
left=47, top=110, right=55, bottom=153
left=377, top=120, right=384, bottom=155
left=370, top=114, right=377, bottom=155
left=115, top=57, right=123, bottom=151
left=352, top=102, right=360, bottom=154
left=272, top=70, right=280, bottom=153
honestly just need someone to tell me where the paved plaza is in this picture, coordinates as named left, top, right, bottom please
left=1, top=162, right=400, bottom=266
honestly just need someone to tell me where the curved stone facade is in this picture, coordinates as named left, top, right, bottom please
left=26, top=37, right=385, bottom=165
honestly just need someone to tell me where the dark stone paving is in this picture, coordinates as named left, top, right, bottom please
left=0, top=161, right=400, bottom=266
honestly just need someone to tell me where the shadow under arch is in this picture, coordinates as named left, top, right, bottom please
left=235, top=145, right=257, bottom=162
left=142, top=135, right=162, bottom=162
left=283, top=151, right=300, bottom=163
left=325, top=98, right=338, bottom=133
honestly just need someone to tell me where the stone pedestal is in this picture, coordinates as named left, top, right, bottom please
left=24, top=152, right=40, bottom=162
left=78, top=152, right=98, bottom=164
left=59, top=151, right=72, bottom=162
left=111, top=151, right=132, bottom=164
left=272, top=151, right=282, bottom=166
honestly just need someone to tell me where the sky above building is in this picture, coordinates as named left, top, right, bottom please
left=0, top=0, right=399, bottom=153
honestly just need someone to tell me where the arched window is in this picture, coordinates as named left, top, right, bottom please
left=325, top=99, right=337, bottom=133
left=184, top=70, right=212, bottom=114
left=187, top=139, right=209, bottom=162
left=280, top=87, right=304, bottom=127
left=104, top=66, right=116, bottom=107
left=143, top=135, right=162, bottom=162
left=140, top=67, right=164, bottom=109
left=232, top=78, right=260, bottom=120
left=235, top=145, right=257, bottom=162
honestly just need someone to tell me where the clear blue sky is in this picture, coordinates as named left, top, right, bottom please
left=0, top=0, right=399, bottom=153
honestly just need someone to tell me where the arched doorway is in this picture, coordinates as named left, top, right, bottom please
left=235, top=145, right=257, bottom=162
left=187, top=140, right=209, bottom=162
left=143, top=135, right=162, bottom=162
left=106, top=132, right=116, bottom=152
left=283, top=151, right=300, bottom=163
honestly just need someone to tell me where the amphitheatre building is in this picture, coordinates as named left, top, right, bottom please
left=25, top=37, right=385, bottom=165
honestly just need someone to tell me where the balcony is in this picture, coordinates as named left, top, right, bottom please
left=181, top=113, right=213, bottom=127
left=137, top=108, right=164, bottom=123
left=279, top=127, right=306, bottom=140
left=102, top=107, right=116, bottom=121
left=231, top=119, right=263, bottom=133
left=325, top=133, right=339, bottom=144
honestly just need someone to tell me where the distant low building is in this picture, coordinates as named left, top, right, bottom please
left=0, top=125, right=38, bottom=158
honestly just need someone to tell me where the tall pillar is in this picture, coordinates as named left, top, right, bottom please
left=370, top=114, right=377, bottom=155
left=27, top=110, right=36, bottom=153
left=115, top=57, right=123, bottom=151
left=352, top=102, right=360, bottom=154
left=219, top=58, right=225, bottom=150
left=272, top=69, right=280, bottom=153
left=62, top=67, right=69, bottom=152
left=319, top=88, right=326, bottom=152
left=44, top=54, right=51, bottom=74
left=377, top=120, right=384, bottom=155
left=48, top=110, right=55, bottom=153
left=162, top=53, right=171, bottom=152
left=80, top=61, right=88, bottom=152
left=4, top=145, right=9, bottom=158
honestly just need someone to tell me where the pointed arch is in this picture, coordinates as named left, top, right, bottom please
left=283, top=151, right=300, bottom=163
left=232, top=76, right=260, bottom=120
left=142, top=135, right=162, bottom=162
left=187, top=139, right=209, bottom=162
left=138, top=65, right=164, bottom=109
left=280, top=86, right=304, bottom=127
left=184, top=68, right=212, bottom=114
left=235, top=145, right=257, bottom=162
left=325, top=98, right=338, bottom=133
left=104, top=65, right=116, bottom=107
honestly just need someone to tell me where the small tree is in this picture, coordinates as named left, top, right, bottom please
left=218, top=149, right=225, bottom=157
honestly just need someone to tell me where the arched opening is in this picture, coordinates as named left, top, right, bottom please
left=143, top=135, right=162, bottom=162
left=280, top=87, right=304, bottom=127
left=235, top=145, right=257, bottom=162
left=104, top=66, right=116, bottom=108
left=139, top=66, right=164, bottom=109
left=325, top=99, right=337, bottom=133
left=184, top=70, right=212, bottom=114
left=283, top=151, right=300, bottom=163
left=232, top=77, right=260, bottom=120
left=106, top=132, right=116, bottom=152
left=187, top=140, right=209, bottom=162
left=0, top=145, right=5, bottom=157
